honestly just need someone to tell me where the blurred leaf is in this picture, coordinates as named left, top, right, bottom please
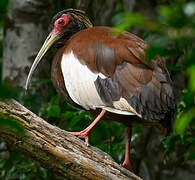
left=179, top=90, right=194, bottom=109
left=48, top=105, right=61, bottom=118
left=174, top=107, right=195, bottom=134
left=188, top=65, right=195, bottom=93
left=61, top=111, right=73, bottom=121
left=113, top=12, right=160, bottom=34
left=0, top=117, right=24, bottom=134
left=184, top=2, right=195, bottom=16
left=66, top=111, right=88, bottom=130
left=166, top=64, right=182, bottom=71
left=112, top=12, right=144, bottom=27
left=0, top=83, right=15, bottom=98
left=112, top=12, right=145, bottom=35
left=187, top=152, right=195, bottom=160
left=184, top=50, right=195, bottom=67
left=183, top=133, right=195, bottom=146
left=162, top=134, right=182, bottom=156
left=31, top=78, right=52, bottom=86
left=0, top=0, right=8, bottom=21
left=146, top=46, right=182, bottom=60
left=159, top=4, right=186, bottom=28
left=0, top=150, right=52, bottom=180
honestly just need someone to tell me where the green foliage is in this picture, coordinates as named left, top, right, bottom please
left=162, top=132, right=195, bottom=164
left=175, top=107, right=195, bottom=134
left=114, top=0, right=195, bottom=166
left=188, top=65, right=195, bottom=92
left=112, top=13, right=145, bottom=34
left=0, top=117, right=24, bottom=134
left=188, top=152, right=195, bottom=161
left=0, top=150, right=52, bottom=180
left=0, top=0, right=8, bottom=23
left=0, top=83, right=16, bottom=99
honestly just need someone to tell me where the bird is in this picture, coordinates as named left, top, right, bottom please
left=25, top=9, right=175, bottom=171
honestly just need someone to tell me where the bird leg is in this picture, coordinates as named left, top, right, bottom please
left=66, top=109, right=106, bottom=144
left=122, top=126, right=133, bottom=171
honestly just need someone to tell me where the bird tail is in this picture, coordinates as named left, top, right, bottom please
left=155, top=110, right=175, bottom=136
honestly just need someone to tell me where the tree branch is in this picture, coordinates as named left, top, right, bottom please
left=0, top=99, right=142, bottom=180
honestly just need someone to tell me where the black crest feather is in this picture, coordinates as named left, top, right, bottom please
left=50, top=8, right=92, bottom=31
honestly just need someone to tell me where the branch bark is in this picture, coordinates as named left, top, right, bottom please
left=0, top=99, right=142, bottom=180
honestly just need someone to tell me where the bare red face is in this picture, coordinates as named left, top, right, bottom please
left=53, top=14, right=71, bottom=36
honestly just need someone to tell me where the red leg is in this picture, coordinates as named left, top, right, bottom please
left=65, top=109, right=106, bottom=144
left=122, top=126, right=133, bottom=171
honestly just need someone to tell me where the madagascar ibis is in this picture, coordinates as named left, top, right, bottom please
left=25, top=9, right=175, bottom=171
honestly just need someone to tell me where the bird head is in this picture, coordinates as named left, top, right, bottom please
left=25, top=9, right=92, bottom=90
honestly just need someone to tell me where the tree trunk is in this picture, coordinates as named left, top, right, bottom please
left=0, top=99, right=142, bottom=180
left=2, top=0, right=51, bottom=86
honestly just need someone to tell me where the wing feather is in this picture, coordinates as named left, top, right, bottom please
left=65, top=26, right=175, bottom=128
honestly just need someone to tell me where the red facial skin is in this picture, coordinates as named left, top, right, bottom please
left=52, top=14, right=71, bottom=36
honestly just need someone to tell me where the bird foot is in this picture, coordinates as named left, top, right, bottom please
left=65, top=129, right=90, bottom=145
left=122, top=160, right=133, bottom=172
left=65, top=110, right=106, bottom=145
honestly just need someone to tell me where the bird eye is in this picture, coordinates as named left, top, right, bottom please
left=58, top=19, right=64, bottom=24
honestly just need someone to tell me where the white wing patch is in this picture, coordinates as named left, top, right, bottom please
left=61, top=51, right=104, bottom=110
left=61, top=51, right=139, bottom=116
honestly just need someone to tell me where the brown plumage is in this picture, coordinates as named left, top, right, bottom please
left=52, top=26, right=175, bottom=130
left=26, top=9, right=175, bottom=171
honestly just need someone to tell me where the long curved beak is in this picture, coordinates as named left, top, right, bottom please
left=25, top=32, right=59, bottom=90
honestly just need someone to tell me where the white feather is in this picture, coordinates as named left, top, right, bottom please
left=61, top=52, right=104, bottom=110
left=113, top=98, right=142, bottom=117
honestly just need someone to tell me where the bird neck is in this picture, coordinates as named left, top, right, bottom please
left=74, top=18, right=88, bottom=31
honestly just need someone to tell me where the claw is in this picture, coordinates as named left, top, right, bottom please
left=122, top=159, right=133, bottom=172
left=67, top=130, right=90, bottom=144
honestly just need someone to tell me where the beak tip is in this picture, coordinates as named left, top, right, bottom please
left=24, top=81, right=29, bottom=91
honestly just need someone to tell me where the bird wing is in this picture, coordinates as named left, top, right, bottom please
left=64, top=26, right=175, bottom=123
